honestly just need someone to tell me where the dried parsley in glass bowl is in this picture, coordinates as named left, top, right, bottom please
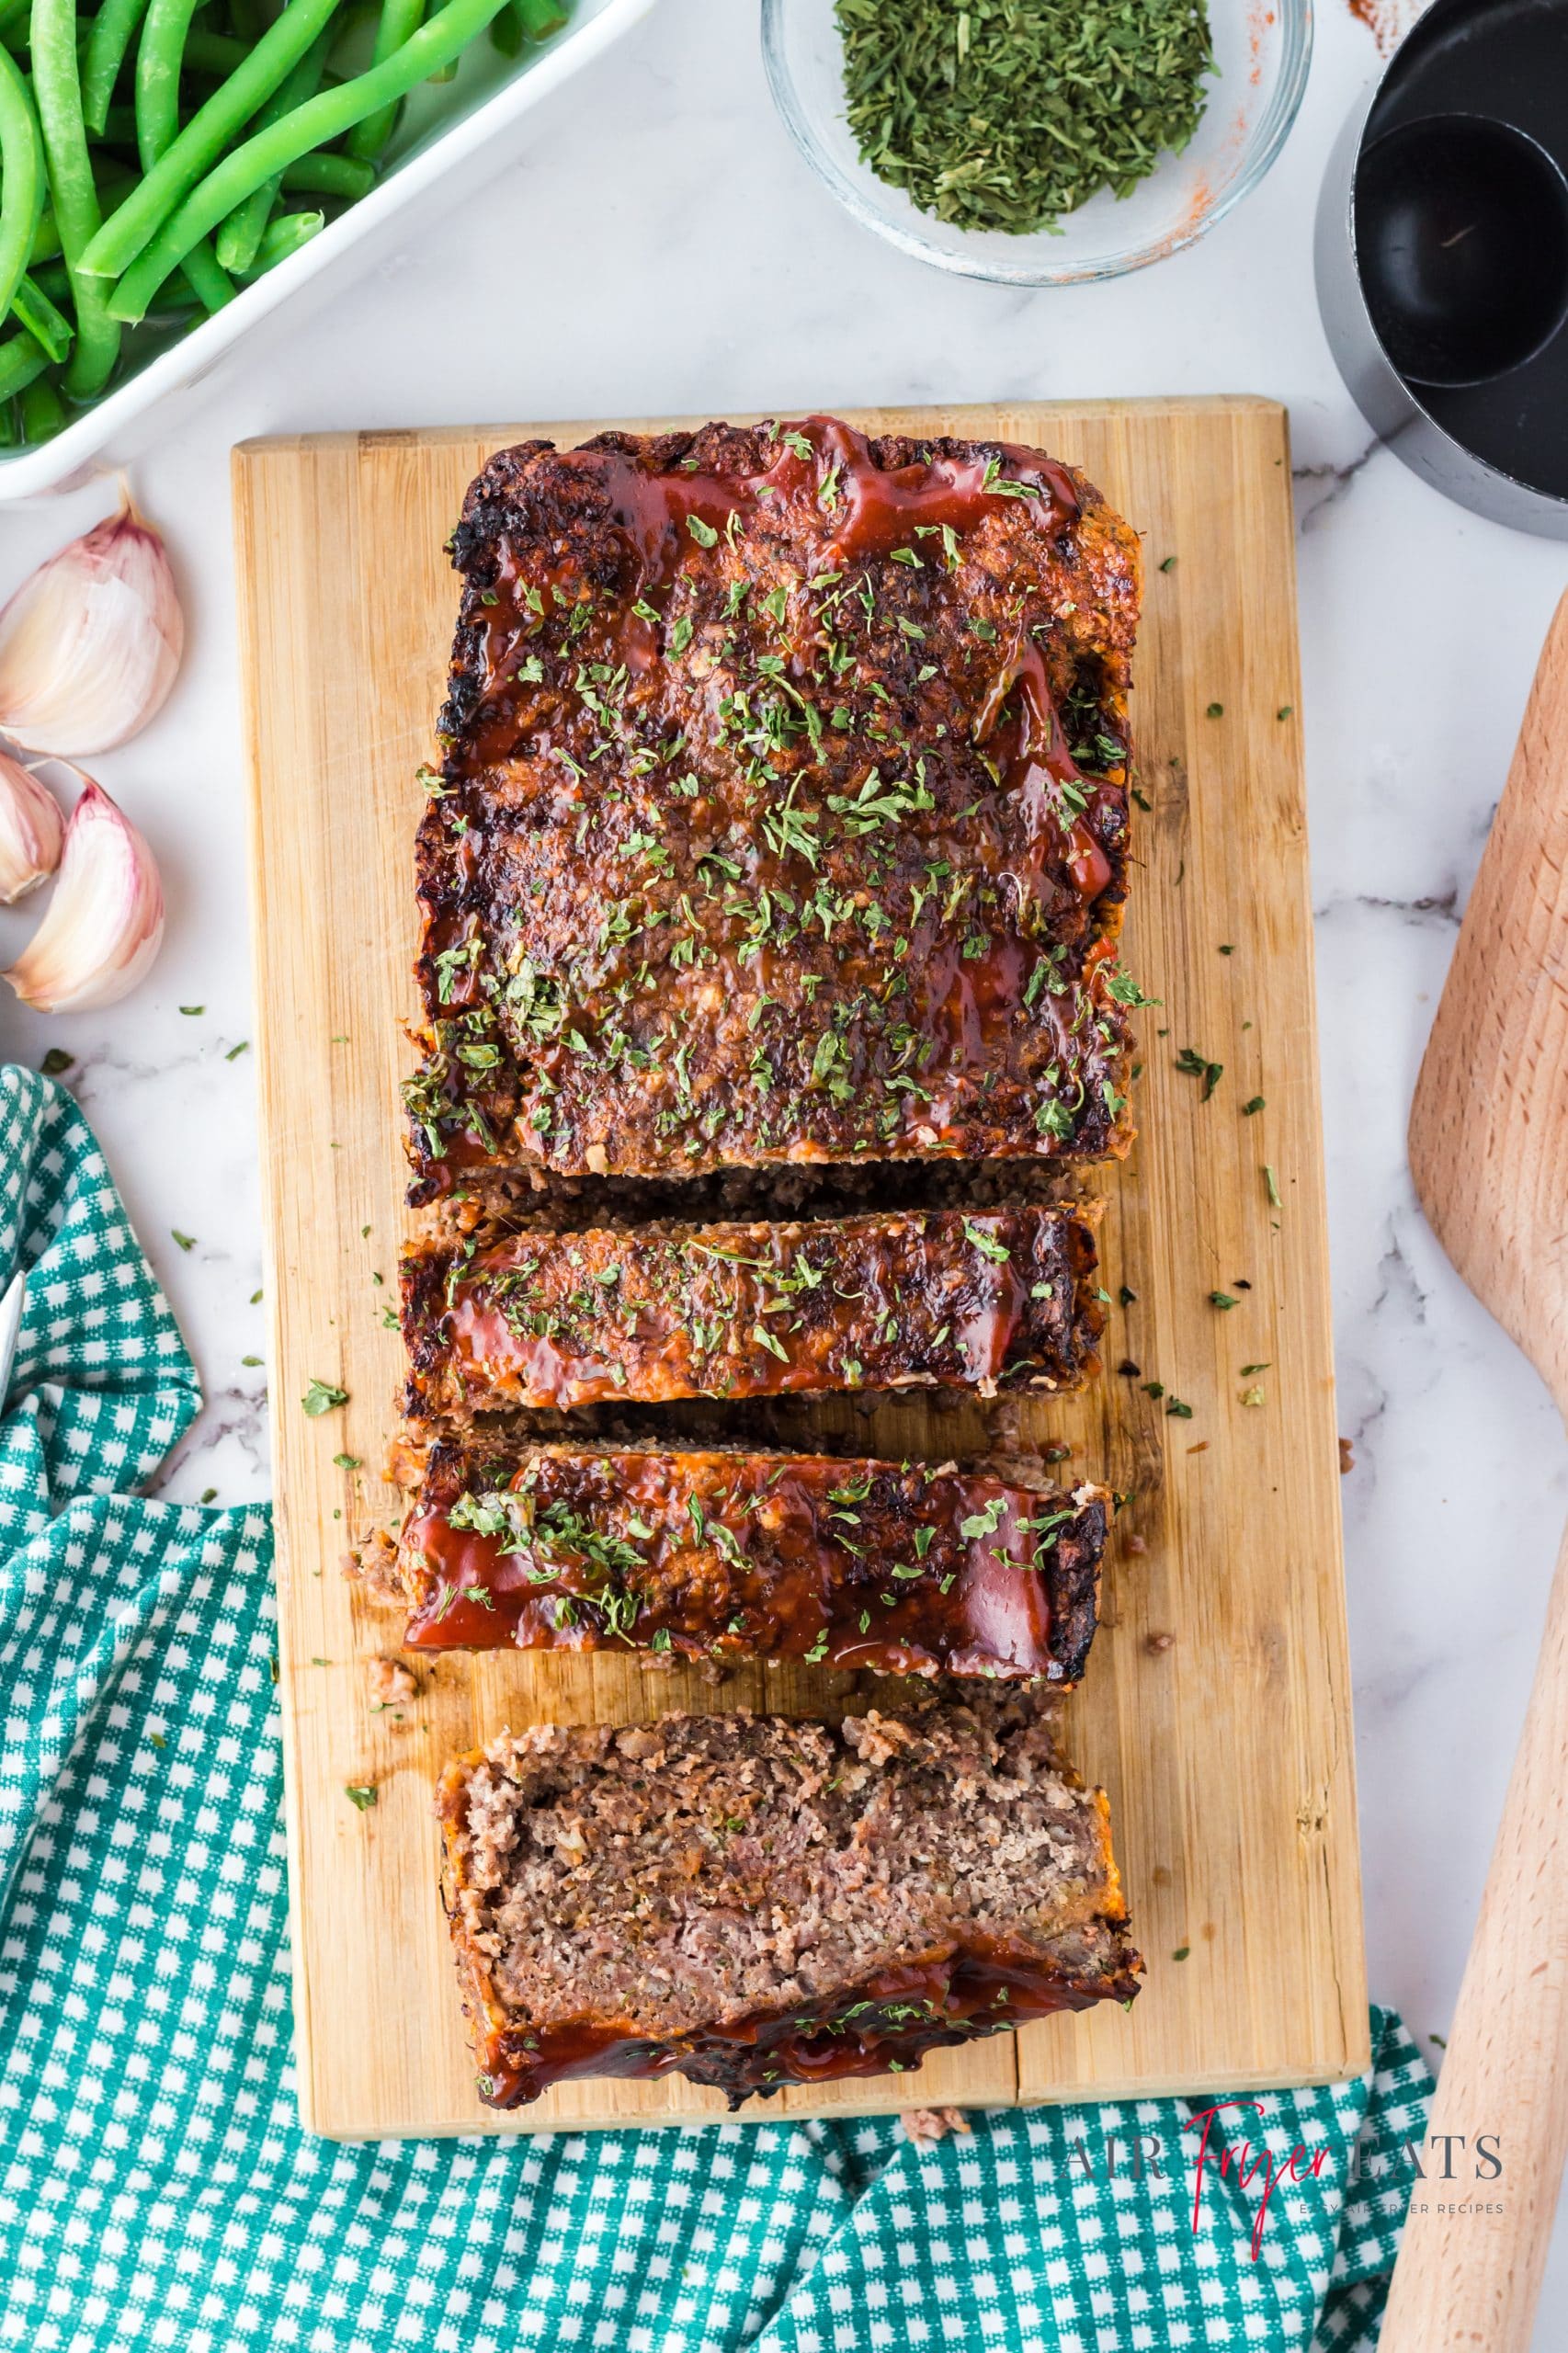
left=762, top=0, right=1312, bottom=284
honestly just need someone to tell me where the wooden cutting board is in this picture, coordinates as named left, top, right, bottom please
left=233, top=398, right=1368, bottom=2141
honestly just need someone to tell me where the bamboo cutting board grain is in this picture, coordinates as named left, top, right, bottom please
left=233, top=399, right=1368, bottom=2140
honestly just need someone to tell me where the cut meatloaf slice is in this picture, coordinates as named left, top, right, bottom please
left=437, top=1693, right=1142, bottom=2109
left=401, top=1199, right=1105, bottom=1420
left=406, top=414, right=1142, bottom=1195
left=394, top=1439, right=1106, bottom=1682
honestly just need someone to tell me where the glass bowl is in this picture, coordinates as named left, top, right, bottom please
left=761, top=0, right=1313, bottom=286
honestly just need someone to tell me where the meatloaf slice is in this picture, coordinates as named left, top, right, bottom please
left=437, top=1694, right=1142, bottom=2109
left=405, top=414, right=1142, bottom=1194
left=394, top=1440, right=1106, bottom=1683
left=401, top=1199, right=1105, bottom=1420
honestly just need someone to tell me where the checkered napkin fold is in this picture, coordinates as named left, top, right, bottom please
left=0, top=1066, right=1429, bottom=2353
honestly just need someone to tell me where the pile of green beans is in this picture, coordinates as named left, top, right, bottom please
left=0, top=0, right=569, bottom=448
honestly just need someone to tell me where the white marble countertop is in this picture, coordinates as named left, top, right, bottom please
left=3, top=0, right=1565, bottom=2320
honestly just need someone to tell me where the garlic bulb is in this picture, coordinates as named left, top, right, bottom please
left=5, top=777, right=164, bottom=1012
left=0, top=491, right=184, bottom=755
left=0, top=749, right=63, bottom=903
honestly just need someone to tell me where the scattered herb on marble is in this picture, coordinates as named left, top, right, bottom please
left=835, top=0, right=1215, bottom=235
left=40, top=1047, right=73, bottom=1075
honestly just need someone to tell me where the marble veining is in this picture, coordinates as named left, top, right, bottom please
left=0, top=0, right=1564, bottom=2326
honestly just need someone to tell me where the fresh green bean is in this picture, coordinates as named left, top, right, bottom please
left=31, top=0, right=122, bottom=395
left=106, top=0, right=509, bottom=320
left=239, top=201, right=321, bottom=272
left=33, top=255, right=71, bottom=300
left=0, top=46, right=45, bottom=324
left=0, top=328, right=48, bottom=398
left=133, top=0, right=237, bottom=314
left=346, top=0, right=421, bottom=162
left=212, top=22, right=331, bottom=272
left=10, top=268, right=73, bottom=358
left=26, top=180, right=131, bottom=267
left=176, top=233, right=233, bottom=307
left=82, top=0, right=151, bottom=136
left=135, top=0, right=205, bottom=167
left=0, top=395, right=17, bottom=447
left=0, top=0, right=28, bottom=37
left=490, top=0, right=562, bottom=53
left=20, top=368, right=66, bottom=438
left=81, top=0, right=346, bottom=280
left=183, top=26, right=248, bottom=75
left=280, top=148, right=371, bottom=197
left=26, top=205, right=60, bottom=264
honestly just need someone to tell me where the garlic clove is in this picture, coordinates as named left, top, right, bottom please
left=5, top=775, right=165, bottom=1012
left=0, top=748, right=63, bottom=903
left=0, top=489, right=185, bottom=756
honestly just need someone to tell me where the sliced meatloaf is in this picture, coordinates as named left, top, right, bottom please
left=401, top=1199, right=1105, bottom=1419
left=394, top=1439, right=1106, bottom=1682
left=405, top=414, right=1142, bottom=1194
left=437, top=1694, right=1142, bottom=2109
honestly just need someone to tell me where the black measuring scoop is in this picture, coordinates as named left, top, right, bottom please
left=1316, top=0, right=1568, bottom=535
left=1357, top=114, right=1568, bottom=387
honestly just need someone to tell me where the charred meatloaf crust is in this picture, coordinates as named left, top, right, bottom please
left=437, top=1694, right=1142, bottom=2109
left=395, top=1439, right=1106, bottom=1681
left=405, top=414, right=1142, bottom=1194
left=401, top=1199, right=1105, bottom=1418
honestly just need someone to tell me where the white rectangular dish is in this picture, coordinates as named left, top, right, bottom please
left=0, top=0, right=655, bottom=503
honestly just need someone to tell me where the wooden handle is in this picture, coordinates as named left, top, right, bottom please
left=1378, top=1514, right=1568, bottom=2350
left=1408, top=589, right=1568, bottom=1418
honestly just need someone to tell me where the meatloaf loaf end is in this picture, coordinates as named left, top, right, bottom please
left=405, top=414, right=1142, bottom=1194
left=437, top=1694, right=1142, bottom=2109
left=401, top=1199, right=1106, bottom=1419
left=395, top=1439, right=1106, bottom=1682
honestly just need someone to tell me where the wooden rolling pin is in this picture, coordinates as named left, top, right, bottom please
left=1391, top=591, right=1568, bottom=2347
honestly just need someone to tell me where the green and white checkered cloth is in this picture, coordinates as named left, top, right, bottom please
left=0, top=1066, right=1430, bottom=2353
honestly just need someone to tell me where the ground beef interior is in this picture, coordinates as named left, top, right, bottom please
left=439, top=1692, right=1141, bottom=2108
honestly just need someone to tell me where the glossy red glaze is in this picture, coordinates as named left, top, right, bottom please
left=400, top=1447, right=1103, bottom=1682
